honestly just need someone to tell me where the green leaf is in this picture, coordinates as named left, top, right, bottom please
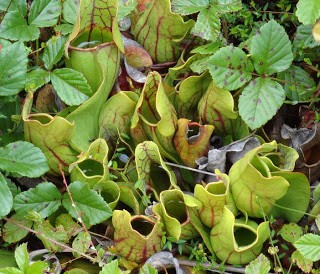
left=0, top=42, right=28, bottom=96
left=239, top=77, right=285, bottom=130
left=72, top=232, right=91, bottom=258
left=0, top=11, right=39, bottom=41
left=25, top=68, right=50, bottom=92
left=215, top=0, right=242, bottom=13
left=63, top=0, right=79, bottom=24
left=99, top=260, right=122, bottom=274
left=291, top=250, right=313, bottom=274
left=51, top=68, right=91, bottom=106
left=62, top=181, right=113, bottom=226
left=207, top=45, right=254, bottom=90
left=277, top=65, right=316, bottom=101
left=28, top=0, right=61, bottom=27
left=0, top=173, right=13, bottom=218
left=0, top=268, right=22, bottom=274
left=191, top=7, right=220, bottom=41
left=13, top=182, right=62, bottom=218
left=15, top=243, right=29, bottom=273
left=296, top=0, right=320, bottom=25
left=26, top=261, right=48, bottom=274
left=3, top=214, right=33, bottom=243
left=118, top=0, right=138, bottom=21
left=245, top=254, right=271, bottom=274
left=171, top=0, right=209, bottom=15
left=0, top=0, right=27, bottom=17
left=0, top=141, right=49, bottom=177
left=250, top=20, right=293, bottom=75
left=279, top=223, right=304, bottom=244
left=294, top=233, right=320, bottom=262
left=54, top=24, right=74, bottom=35
left=42, top=35, right=67, bottom=70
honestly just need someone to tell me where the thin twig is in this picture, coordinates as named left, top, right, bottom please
left=163, top=161, right=217, bottom=177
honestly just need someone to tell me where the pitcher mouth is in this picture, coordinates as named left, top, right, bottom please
left=68, top=29, right=115, bottom=52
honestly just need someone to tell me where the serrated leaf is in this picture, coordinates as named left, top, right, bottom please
left=191, top=8, right=220, bottom=41
left=62, top=181, right=112, bottom=226
left=54, top=24, right=74, bottom=35
left=245, top=254, right=271, bottom=274
left=25, top=68, right=50, bottom=92
left=214, top=0, right=242, bottom=13
left=3, top=214, right=33, bottom=243
left=28, top=0, right=61, bottom=27
left=42, top=35, right=67, bottom=70
left=279, top=223, right=304, bottom=244
left=26, top=261, right=48, bottom=274
left=15, top=243, right=28, bottom=273
left=250, top=20, right=293, bottom=75
left=51, top=68, right=91, bottom=106
left=207, top=45, right=254, bottom=90
left=0, top=141, right=49, bottom=177
left=277, top=65, right=316, bottom=101
left=99, top=260, right=122, bottom=274
left=0, top=0, right=27, bottom=17
left=72, top=232, right=91, bottom=258
left=171, top=0, right=209, bottom=15
left=0, top=42, right=28, bottom=96
left=13, top=182, right=62, bottom=218
left=294, top=233, right=320, bottom=262
left=63, top=0, right=79, bottom=24
left=0, top=11, right=39, bottom=41
left=291, top=250, right=313, bottom=273
left=296, top=0, right=320, bottom=25
left=0, top=173, right=13, bottom=218
left=239, top=77, right=285, bottom=130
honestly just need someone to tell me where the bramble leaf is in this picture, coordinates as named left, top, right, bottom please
left=239, top=77, right=285, bottom=130
left=42, top=35, right=67, bottom=70
left=28, top=0, right=61, bottom=27
left=171, top=0, right=209, bottom=15
left=13, top=182, right=62, bottom=218
left=0, top=173, right=13, bottom=218
left=207, top=45, right=254, bottom=90
left=191, top=7, right=221, bottom=41
left=296, top=0, right=320, bottom=25
left=294, top=233, right=320, bottom=262
left=0, top=11, right=39, bottom=41
left=277, top=65, right=316, bottom=101
left=63, top=0, right=79, bottom=24
left=0, top=141, right=49, bottom=178
left=250, top=20, right=293, bottom=75
left=15, top=243, right=28, bottom=273
left=245, top=254, right=271, bottom=274
left=62, top=181, right=112, bottom=226
left=51, top=68, right=91, bottom=106
left=0, top=42, right=28, bottom=96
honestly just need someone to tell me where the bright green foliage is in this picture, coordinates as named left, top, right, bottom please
left=42, top=35, right=67, bottom=70
left=277, top=66, right=316, bottom=101
left=291, top=250, right=313, bottom=273
left=245, top=254, right=271, bottom=274
left=239, top=78, right=285, bottom=130
left=99, top=260, right=123, bottom=274
left=250, top=20, right=293, bottom=75
left=0, top=11, right=39, bottom=41
left=0, top=173, right=12, bottom=218
left=171, top=0, right=209, bottom=15
left=28, top=0, right=61, bottom=27
left=294, top=234, right=320, bottom=262
left=118, top=0, right=137, bottom=21
left=0, top=141, right=49, bottom=178
left=25, top=68, right=50, bottom=92
left=2, top=215, right=33, bottom=243
left=13, top=182, right=62, bottom=218
left=207, top=45, right=254, bottom=90
left=0, top=0, right=27, bottom=16
left=296, top=0, right=320, bottom=25
left=0, top=42, right=28, bottom=96
left=50, top=68, right=91, bottom=106
left=62, top=181, right=113, bottom=226
left=62, top=0, right=79, bottom=24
